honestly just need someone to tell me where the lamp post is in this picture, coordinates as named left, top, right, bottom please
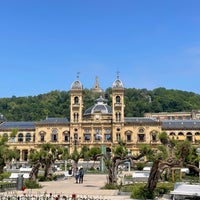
left=196, top=147, right=200, bottom=181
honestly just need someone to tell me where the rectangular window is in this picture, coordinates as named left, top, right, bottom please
left=64, top=135, right=70, bottom=142
left=84, top=134, right=91, bottom=141
left=105, top=134, right=111, bottom=142
left=116, top=133, right=121, bottom=141
left=40, top=135, right=45, bottom=142
left=94, top=134, right=102, bottom=141
left=52, top=134, right=57, bottom=142
left=126, top=135, right=131, bottom=142
left=138, top=134, right=145, bottom=142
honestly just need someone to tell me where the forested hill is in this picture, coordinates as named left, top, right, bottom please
left=0, top=87, right=200, bottom=121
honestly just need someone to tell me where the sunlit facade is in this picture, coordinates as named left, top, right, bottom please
left=0, top=76, right=199, bottom=161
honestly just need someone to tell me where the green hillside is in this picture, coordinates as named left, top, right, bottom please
left=0, top=87, right=200, bottom=121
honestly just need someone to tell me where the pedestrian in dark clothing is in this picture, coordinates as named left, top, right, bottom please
left=74, top=167, right=79, bottom=183
left=79, top=166, right=84, bottom=183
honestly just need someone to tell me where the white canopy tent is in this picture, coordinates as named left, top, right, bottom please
left=170, top=183, right=200, bottom=199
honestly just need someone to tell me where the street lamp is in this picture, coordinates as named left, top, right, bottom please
left=196, top=147, right=200, bottom=181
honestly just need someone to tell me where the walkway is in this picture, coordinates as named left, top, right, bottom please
left=10, top=174, right=132, bottom=200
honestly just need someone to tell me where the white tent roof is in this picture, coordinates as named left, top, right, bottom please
left=170, top=183, right=200, bottom=197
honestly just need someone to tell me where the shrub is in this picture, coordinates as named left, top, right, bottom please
left=131, top=185, right=154, bottom=199
left=155, top=182, right=174, bottom=196
left=102, top=183, right=118, bottom=190
left=24, top=179, right=42, bottom=189
left=136, top=162, right=145, bottom=171
left=0, top=172, right=11, bottom=181
left=53, top=174, right=65, bottom=181
left=38, top=175, right=53, bottom=182
left=124, top=182, right=174, bottom=199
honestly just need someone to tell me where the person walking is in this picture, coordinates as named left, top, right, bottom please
left=79, top=166, right=84, bottom=183
left=74, top=167, right=79, bottom=183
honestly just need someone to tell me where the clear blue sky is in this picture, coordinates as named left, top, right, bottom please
left=0, top=0, right=200, bottom=98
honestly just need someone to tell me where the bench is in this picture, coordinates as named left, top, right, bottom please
left=9, top=173, right=30, bottom=181
left=63, top=171, right=73, bottom=180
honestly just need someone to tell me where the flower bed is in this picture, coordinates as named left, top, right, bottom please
left=0, top=192, right=111, bottom=200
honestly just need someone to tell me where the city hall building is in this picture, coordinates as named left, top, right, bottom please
left=0, top=76, right=200, bottom=162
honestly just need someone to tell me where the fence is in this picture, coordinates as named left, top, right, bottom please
left=0, top=182, right=16, bottom=193
left=0, top=194, right=112, bottom=200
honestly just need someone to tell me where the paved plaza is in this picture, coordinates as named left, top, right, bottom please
left=14, top=174, right=132, bottom=200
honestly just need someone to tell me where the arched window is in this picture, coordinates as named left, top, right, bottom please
left=116, top=96, right=120, bottom=103
left=3, top=133, right=8, bottom=138
left=39, top=131, right=46, bottom=142
left=51, top=129, right=58, bottom=142
left=186, top=132, right=192, bottom=142
left=138, top=128, right=145, bottom=142
left=177, top=132, right=184, bottom=140
left=63, top=131, right=70, bottom=142
left=74, top=96, right=79, bottom=104
left=26, top=133, right=31, bottom=142
left=125, top=131, right=132, bottom=142
left=151, top=131, right=158, bottom=142
left=18, top=133, right=24, bottom=142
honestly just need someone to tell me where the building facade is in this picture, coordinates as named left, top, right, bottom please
left=0, top=76, right=200, bottom=162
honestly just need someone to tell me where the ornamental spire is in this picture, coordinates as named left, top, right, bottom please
left=76, top=72, right=80, bottom=79
left=117, top=70, right=120, bottom=79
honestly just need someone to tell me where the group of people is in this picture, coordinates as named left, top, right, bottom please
left=74, top=166, right=84, bottom=183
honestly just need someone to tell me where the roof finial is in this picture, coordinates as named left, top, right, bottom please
left=117, top=71, right=120, bottom=79
left=76, top=72, right=80, bottom=79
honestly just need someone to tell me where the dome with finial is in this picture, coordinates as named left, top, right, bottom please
left=84, top=96, right=112, bottom=115
left=112, top=72, right=124, bottom=88
left=71, top=72, right=83, bottom=90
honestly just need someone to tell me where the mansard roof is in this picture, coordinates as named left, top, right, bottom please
left=125, top=117, right=160, bottom=125
left=162, top=120, right=200, bottom=130
left=36, top=117, right=69, bottom=125
left=0, top=121, right=35, bottom=130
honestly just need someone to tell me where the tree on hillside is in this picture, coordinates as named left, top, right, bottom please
left=2, top=87, right=200, bottom=121
left=29, top=143, right=68, bottom=180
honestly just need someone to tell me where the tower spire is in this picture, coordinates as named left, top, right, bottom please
left=117, top=71, right=120, bottom=79
left=91, top=76, right=103, bottom=94
left=76, top=72, right=80, bottom=79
